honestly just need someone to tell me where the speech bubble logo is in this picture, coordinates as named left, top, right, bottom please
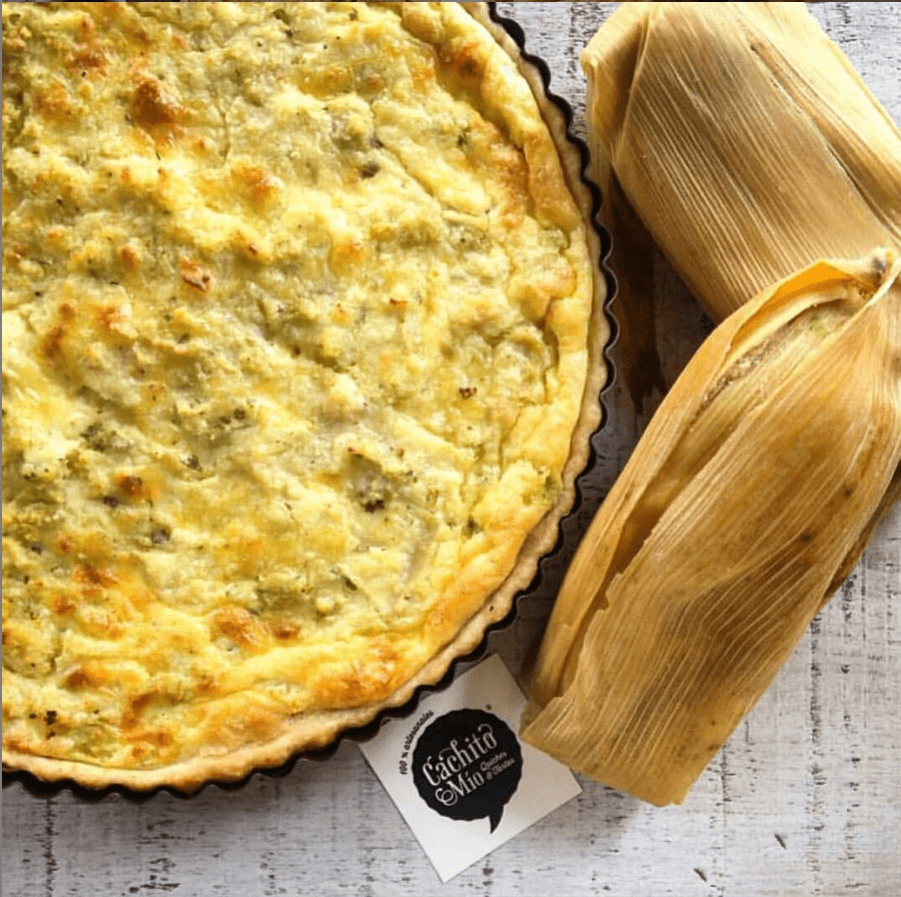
left=411, top=708, right=522, bottom=832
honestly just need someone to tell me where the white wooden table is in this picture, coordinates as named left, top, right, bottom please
left=4, top=4, right=900, bottom=895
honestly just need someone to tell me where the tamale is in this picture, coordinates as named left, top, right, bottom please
left=581, top=1, right=901, bottom=345
left=521, top=251, right=901, bottom=806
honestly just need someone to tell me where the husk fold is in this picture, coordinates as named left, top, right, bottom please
left=521, top=252, right=901, bottom=806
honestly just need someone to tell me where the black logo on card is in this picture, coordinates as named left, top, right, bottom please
left=411, top=708, right=522, bottom=832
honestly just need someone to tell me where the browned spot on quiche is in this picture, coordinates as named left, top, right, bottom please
left=131, top=75, right=186, bottom=135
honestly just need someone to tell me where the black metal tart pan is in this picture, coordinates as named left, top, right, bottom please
left=3, top=1, right=618, bottom=803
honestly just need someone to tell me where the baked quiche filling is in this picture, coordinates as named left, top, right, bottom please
left=2, top=1, right=598, bottom=787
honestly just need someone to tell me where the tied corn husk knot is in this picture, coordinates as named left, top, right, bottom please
left=521, top=251, right=901, bottom=806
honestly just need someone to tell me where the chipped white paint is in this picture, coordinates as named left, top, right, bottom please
left=3, top=4, right=899, bottom=895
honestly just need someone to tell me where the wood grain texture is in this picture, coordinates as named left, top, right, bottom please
left=3, top=4, right=899, bottom=895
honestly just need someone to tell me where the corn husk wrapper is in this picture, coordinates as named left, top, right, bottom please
left=521, top=251, right=901, bottom=806
left=581, top=2, right=901, bottom=412
left=582, top=1, right=901, bottom=324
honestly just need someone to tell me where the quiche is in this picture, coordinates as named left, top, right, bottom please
left=2, top=1, right=607, bottom=792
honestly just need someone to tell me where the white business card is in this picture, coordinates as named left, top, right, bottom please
left=358, top=654, right=581, bottom=882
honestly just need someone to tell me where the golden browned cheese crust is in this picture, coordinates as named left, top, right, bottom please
left=2, top=1, right=599, bottom=789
